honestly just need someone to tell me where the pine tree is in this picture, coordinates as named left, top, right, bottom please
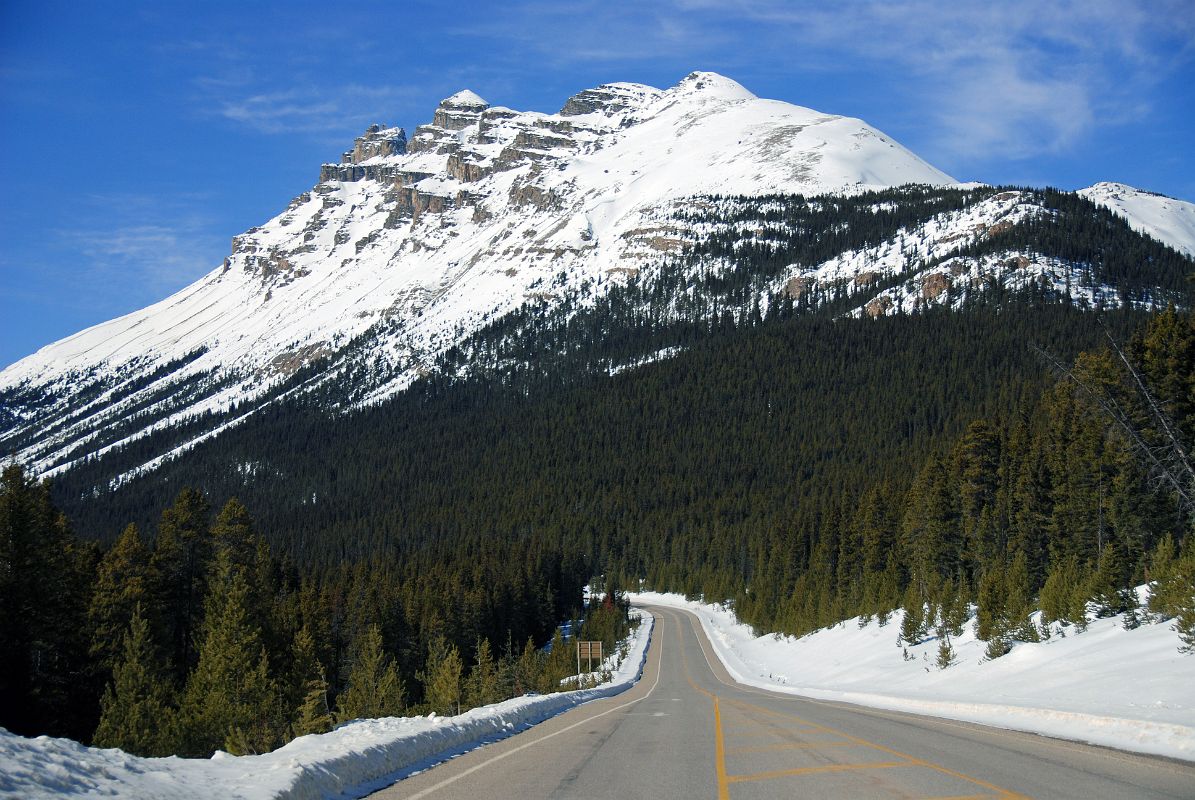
left=288, top=625, right=331, bottom=737
left=150, top=488, right=212, bottom=686
left=513, top=636, right=541, bottom=696
left=1147, top=534, right=1182, bottom=620
left=292, top=673, right=334, bottom=737
left=0, top=464, right=95, bottom=739
left=88, top=524, right=156, bottom=676
left=898, top=583, right=926, bottom=645
left=210, top=498, right=278, bottom=657
left=338, top=624, right=404, bottom=721
left=464, top=638, right=500, bottom=709
left=935, top=634, right=956, bottom=670
left=420, top=635, right=463, bottom=715
left=1040, top=554, right=1087, bottom=629
left=976, top=568, right=1008, bottom=642
left=177, top=551, right=278, bottom=756
left=1159, top=535, right=1195, bottom=653
left=1005, top=551, right=1039, bottom=642
left=1089, top=537, right=1129, bottom=618
left=93, top=606, right=176, bottom=756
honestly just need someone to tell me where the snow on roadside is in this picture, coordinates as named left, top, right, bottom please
left=628, top=590, right=1195, bottom=761
left=0, top=611, right=653, bottom=800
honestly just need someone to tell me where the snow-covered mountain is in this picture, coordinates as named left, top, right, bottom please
left=1078, top=182, right=1195, bottom=258
left=1, top=72, right=1191, bottom=485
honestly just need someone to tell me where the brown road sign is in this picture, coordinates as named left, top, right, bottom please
left=577, top=641, right=603, bottom=660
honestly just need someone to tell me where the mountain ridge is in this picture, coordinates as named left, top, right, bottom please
left=2, top=72, right=1192, bottom=488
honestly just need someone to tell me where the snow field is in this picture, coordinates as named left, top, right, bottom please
left=0, top=611, right=654, bottom=800
left=627, top=590, right=1195, bottom=762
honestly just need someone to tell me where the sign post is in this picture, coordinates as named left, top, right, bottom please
left=576, top=640, right=603, bottom=676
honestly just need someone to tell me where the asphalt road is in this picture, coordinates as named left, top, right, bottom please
left=371, top=606, right=1195, bottom=799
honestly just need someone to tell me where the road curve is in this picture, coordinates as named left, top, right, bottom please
left=370, top=606, right=1195, bottom=799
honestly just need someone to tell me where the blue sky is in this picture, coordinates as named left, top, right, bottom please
left=2, top=0, right=1193, bottom=368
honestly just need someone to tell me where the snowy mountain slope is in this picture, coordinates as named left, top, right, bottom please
left=1079, top=182, right=1195, bottom=258
left=0, top=72, right=955, bottom=477
left=2, top=72, right=1192, bottom=488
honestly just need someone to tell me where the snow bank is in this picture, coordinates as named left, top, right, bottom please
left=628, top=591, right=1195, bottom=761
left=0, top=611, right=653, bottom=800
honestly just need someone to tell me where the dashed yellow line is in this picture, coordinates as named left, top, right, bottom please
left=727, top=760, right=910, bottom=784
left=721, top=696, right=1030, bottom=799
left=661, top=607, right=1033, bottom=800
left=714, top=696, right=730, bottom=800
left=726, top=741, right=857, bottom=755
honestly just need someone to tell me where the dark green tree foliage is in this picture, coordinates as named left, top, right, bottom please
left=88, top=523, right=155, bottom=676
left=1039, top=555, right=1088, bottom=629
left=464, top=638, right=500, bottom=709
left=4, top=194, right=1194, bottom=751
left=289, top=626, right=332, bottom=737
left=150, top=488, right=212, bottom=686
left=419, top=635, right=463, bottom=715
left=0, top=465, right=95, bottom=740
left=178, top=550, right=278, bottom=756
left=338, top=624, right=405, bottom=721
left=93, top=605, right=176, bottom=756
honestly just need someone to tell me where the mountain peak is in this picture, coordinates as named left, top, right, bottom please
left=1079, top=182, right=1195, bottom=257
left=670, top=71, right=756, bottom=101
left=440, top=89, right=489, bottom=109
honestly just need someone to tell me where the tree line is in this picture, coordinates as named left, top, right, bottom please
left=0, top=474, right=633, bottom=755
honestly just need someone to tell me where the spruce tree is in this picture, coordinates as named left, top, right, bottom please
left=150, top=488, right=212, bottom=685
left=898, top=583, right=926, bottom=646
left=464, top=638, right=500, bottom=709
left=338, top=624, right=404, bottom=721
left=513, top=637, right=541, bottom=696
left=88, top=524, right=155, bottom=676
left=288, top=625, right=332, bottom=737
left=93, top=606, right=176, bottom=756
left=292, top=671, right=334, bottom=737
left=177, top=551, right=278, bottom=756
left=1040, top=554, right=1087, bottom=629
left=0, top=464, right=95, bottom=739
left=420, top=635, right=464, bottom=715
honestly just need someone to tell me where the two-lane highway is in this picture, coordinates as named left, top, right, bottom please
left=372, top=607, right=1195, bottom=799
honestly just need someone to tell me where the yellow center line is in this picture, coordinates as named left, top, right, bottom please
left=721, top=695, right=1030, bottom=800
left=719, top=730, right=835, bottom=742
left=663, top=608, right=1036, bottom=800
left=672, top=611, right=729, bottom=799
left=714, top=696, right=730, bottom=800
left=726, top=741, right=857, bottom=754
left=727, top=760, right=910, bottom=784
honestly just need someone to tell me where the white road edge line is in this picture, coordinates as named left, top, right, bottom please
left=401, top=615, right=663, bottom=800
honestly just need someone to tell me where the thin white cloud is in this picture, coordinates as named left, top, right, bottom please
left=47, top=194, right=226, bottom=312
left=459, top=0, right=1194, bottom=165
left=212, top=83, right=421, bottom=135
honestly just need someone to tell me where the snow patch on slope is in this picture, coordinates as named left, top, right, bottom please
left=1079, top=182, right=1195, bottom=258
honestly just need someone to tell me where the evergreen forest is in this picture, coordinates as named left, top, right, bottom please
left=2, top=186, right=1194, bottom=757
